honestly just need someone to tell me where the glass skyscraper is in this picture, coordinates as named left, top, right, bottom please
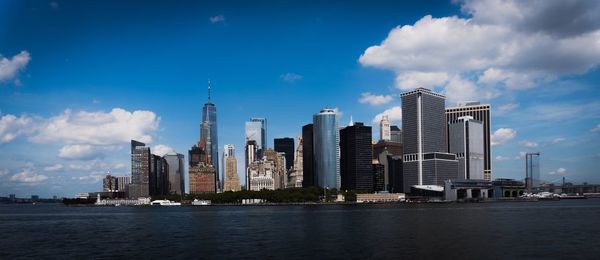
left=245, top=118, right=267, bottom=158
left=201, top=81, right=219, bottom=191
left=313, top=108, right=340, bottom=189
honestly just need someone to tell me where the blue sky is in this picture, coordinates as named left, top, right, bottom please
left=1, top=0, right=599, bottom=197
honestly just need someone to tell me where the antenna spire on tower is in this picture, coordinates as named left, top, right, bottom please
left=208, top=79, right=211, bottom=101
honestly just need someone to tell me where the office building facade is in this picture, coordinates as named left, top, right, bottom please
left=302, top=124, right=315, bottom=187
left=223, top=155, right=241, bottom=192
left=401, top=88, right=459, bottom=192
left=247, top=159, right=275, bottom=191
left=274, top=137, right=294, bottom=171
left=130, top=140, right=151, bottom=198
left=379, top=115, right=391, bottom=141
left=340, top=122, right=373, bottom=191
left=287, top=136, right=304, bottom=188
left=222, top=144, right=235, bottom=189
left=164, top=153, right=185, bottom=195
left=390, top=126, right=402, bottom=143
left=449, top=116, right=485, bottom=180
left=245, top=140, right=257, bottom=188
left=446, top=102, right=492, bottom=181
left=245, top=118, right=267, bottom=158
left=313, top=109, right=340, bottom=189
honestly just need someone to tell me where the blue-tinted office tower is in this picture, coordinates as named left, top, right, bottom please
left=201, top=81, right=219, bottom=191
left=401, top=88, right=459, bottom=192
left=313, top=108, right=341, bottom=189
left=246, top=118, right=267, bottom=159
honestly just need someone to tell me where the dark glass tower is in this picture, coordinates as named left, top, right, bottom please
left=340, top=122, right=373, bottom=191
left=201, top=81, right=219, bottom=191
left=302, top=124, right=315, bottom=187
left=274, top=137, right=294, bottom=171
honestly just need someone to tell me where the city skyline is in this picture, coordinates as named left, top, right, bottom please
left=1, top=0, right=600, bottom=197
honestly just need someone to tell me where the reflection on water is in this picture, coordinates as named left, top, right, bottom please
left=1, top=200, right=599, bottom=258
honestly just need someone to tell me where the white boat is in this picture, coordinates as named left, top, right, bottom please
left=192, top=199, right=211, bottom=206
left=150, top=200, right=181, bottom=206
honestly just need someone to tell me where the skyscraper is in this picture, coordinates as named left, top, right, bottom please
left=149, top=154, right=169, bottom=196
left=525, top=152, right=540, bottom=193
left=263, top=149, right=287, bottom=189
left=222, top=144, right=235, bottom=188
left=245, top=140, right=257, bottom=188
left=446, top=102, right=492, bottom=181
left=390, top=125, right=402, bottom=143
left=188, top=139, right=216, bottom=194
left=201, top=81, right=219, bottom=191
left=129, top=140, right=151, bottom=198
left=288, top=136, right=304, bottom=188
left=274, top=137, right=294, bottom=171
left=313, top=108, right=340, bottom=189
left=302, top=124, right=315, bottom=187
left=449, top=116, right=484, bottom=180
left=379, top=115, right=391, bottom=141
left=401, top=88, right=458, bottom=192
left=223, top=145, right=241, bottom=192
left=164, top=153, right=185, bottom=195
left=340, top=122, right=373, bottom=191
left=245, top=118, right=267, bottom=158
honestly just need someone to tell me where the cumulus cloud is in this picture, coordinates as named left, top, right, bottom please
left=549, top=167, right=567, bottom=175
left=0, top=50, right=31, bottom=83
left=9, top=164, right=48, bottom=183
left=358, top=92, right=394, bottom=106
left=491, top=128, right=517, bottom=146
left=30, top=108, right=158, bottom=145
left=280, top=73, right=303, bottom=82
left=209, top=15, right=225, bottom=23
left=152, top=144, right=175, bottom=157
left=520, top=140, right=538, bottom=148
left=373, top=106, right=402, bottom=124
left=44, top=164, right=64, bottom=172
left=359, top=1, right=600, bottom=100
left=0, top=114, right=35, bottom=143
left=0, top=108, right=159, bottom=160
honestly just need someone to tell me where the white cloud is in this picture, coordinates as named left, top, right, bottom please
left=592, top=124, right=600, bottom=132
left=58, top=144, right=104, bottom=160
left=359, top=1, right=600, bottom=99
left=152, top=144, right=175, bottom=157
left=0, top=169, right=8, bottom=177
left=31, top=108, right=158, bottom=145
left=491, top=128, right=517, bottom=146
left=552, top=137, right=565, bottom=143
left=0, top=114, right=34, bottom=143
left=549, top=167, right=567, bottom=175
left=209, top=15, right=225, bottom=23
left=281, top=73, right=303, bottom=82
left=0, top=50, right=31, bottom=83
left=498, top=103, right=519, bottom=113
left=9, top=164, right=47, bottom=183
left=373, top=106, right=402, bottom=124
left=520, top=140, right=538, bottom=148
left=495, top=155, right=511, bottom=161
left=44, top=164, right=64, bottom=172
left=358, top=92, right=394, bottom=106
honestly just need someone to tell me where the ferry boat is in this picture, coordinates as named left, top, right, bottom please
left=192, top=199, right=211, bottom=206
left=150, top=200, right=181, bottom=206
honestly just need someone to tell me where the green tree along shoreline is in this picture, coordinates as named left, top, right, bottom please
left=152, top=187, right=361, bottom=203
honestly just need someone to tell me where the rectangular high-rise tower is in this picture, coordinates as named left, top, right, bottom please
left=401, top=88, right=458, bottom=192
left=302, top=124, right=315, bottom=187
left=274, top=137, right=294, bottom=171
left=449, top=116, right=484, bottom=180
left=130, top=140, right=150, bottom=198
left=313, top=109, right=340, bottom=189
left=446, top=102, right=492, bottom=181
left=340, top=122, right=373, bottom=191
left=246, top=118, right=267, bottom=159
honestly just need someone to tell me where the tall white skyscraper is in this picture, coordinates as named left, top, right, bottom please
left=379, top=115, right=391, bottom=141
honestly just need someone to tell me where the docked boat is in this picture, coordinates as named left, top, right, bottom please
left=192, top=199, right=211, bottom=206
left=150, top=200, right=181, bottom=206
